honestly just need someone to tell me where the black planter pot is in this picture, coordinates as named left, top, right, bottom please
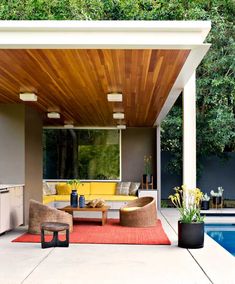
left=201, top=200, right=210, bottom=210
left=178, top=221, right=204, bottom=249
left=142, top=174, right=152, bottom=184
left=212, top=196, right=222, bottom=205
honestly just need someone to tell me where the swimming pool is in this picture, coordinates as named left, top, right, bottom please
left=205, top=224, right=235, bottom=256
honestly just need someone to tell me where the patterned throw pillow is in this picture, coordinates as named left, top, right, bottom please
left=116, top=182, right=131, bottom=196
left=43, top=182, right=57, bottom=195
left=47, top=183, right=56, bottom=195
left=43, top=182, right=51, bottom=196
left=129, top=182, right=140, bottom=196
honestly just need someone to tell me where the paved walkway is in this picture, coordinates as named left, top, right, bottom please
left=0, top=209, right=234, bottom=284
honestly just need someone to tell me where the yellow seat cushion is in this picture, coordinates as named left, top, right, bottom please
left=121, top=206, right=140, bottom=212
left=90, top=182, right=116, bottom=195
left=54, top=194, right=93, bottom=202
left=54, top=194, right=70, bottom=202
left=56, top=183, right=72, bottom=195
left=77, top=183, right=91, bottom=195
left=43, top=195, right=56, bottom=204
left=89, top=194, right=137, bottom=201
left=43, top=193, right=137, bottom=204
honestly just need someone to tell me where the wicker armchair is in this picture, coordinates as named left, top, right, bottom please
left=28, top=199, right=73, bottom=234
left=119, top=196, right=157, bottom=227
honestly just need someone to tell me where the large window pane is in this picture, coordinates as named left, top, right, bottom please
left=43, top=129, right=120, bottom=180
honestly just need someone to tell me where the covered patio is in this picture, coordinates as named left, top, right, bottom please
left=0, top=21, right=235, bottom=284
left=0, top=21, right=210, bottom=218
left=0, top=209, right=235, bottom=283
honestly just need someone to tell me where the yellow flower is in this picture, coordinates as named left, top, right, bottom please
left=168, top=185, right=204, bottom=223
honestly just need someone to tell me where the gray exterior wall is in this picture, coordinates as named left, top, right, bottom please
left=0, top=104, right=42, bottom=224
left=161, top=152, right=235, bottom=200
left=24, top=106, right=42, bottom=223
left=0, top=104, right=25, bottom=183
left=121, top=127, right=156, bottom=186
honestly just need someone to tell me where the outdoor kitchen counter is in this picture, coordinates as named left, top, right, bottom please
left=0, top=184, right=24, bottom=234
left=0, top=184, right=24, bottom=189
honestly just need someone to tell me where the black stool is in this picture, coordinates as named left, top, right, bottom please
left=41, top=222, right=69, bottom=249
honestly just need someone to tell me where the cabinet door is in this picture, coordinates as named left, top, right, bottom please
left=17, top=187, right=24, bottom=225
left=0, top=191, right=10, bottom=233
left=9, top=187, right=23, bottom=229
left=9, top=187, right=17, bottom=229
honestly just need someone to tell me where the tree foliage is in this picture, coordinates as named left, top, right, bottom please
left=161, top=0, right=235, bottom=174
left=1, top=0, right=234, bottom=175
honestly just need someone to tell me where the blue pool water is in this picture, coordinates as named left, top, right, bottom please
left=205, top=224, right=235, bottom=256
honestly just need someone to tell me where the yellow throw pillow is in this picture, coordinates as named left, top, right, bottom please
left=56, top=183, right=72, bottom=195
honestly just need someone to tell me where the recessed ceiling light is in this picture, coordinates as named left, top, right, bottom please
left=47, top=112, right=60, bottom=119
left=113, top=112, right=124, bottom=119
left=64, top=124, right=74, bottom=128
left=64, top=121, right=74, bottom=128
left=117, top=125, right=126, bottom=129
left=107, top=93, right=123, bottom=102
left=19, top=92, right=37, bottom=101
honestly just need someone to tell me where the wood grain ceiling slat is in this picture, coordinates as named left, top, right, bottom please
left=0, top=49, right=190, bottom=127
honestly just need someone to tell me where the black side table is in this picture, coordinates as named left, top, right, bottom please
left=41, top=222, right=69, bottom=249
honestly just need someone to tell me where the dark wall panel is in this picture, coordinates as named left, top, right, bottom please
left=161, top=152, right=235, bottom=200
left=161, top=151, right=182, bottom=199
left=121, top=128, right=156, bottom=185
left=198, top=153, right=235, bottom=199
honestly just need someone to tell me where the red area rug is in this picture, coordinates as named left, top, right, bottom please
left=12, top=219, right=171, bottom=245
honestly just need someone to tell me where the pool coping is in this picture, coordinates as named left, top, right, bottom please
left=161, top=208, right=235, bottom=284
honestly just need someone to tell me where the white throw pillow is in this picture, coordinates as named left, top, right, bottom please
left=47, top=183, right=56, bottom=195
left=43, top=182, right=51, bottom=196
left=43, top=182, right=56, bottom=195
left=129, top=182, right=140, bottom=196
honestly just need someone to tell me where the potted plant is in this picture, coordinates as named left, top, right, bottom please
left=169, top=185, right=204, bottom=249
left=143, top=155, right=152, bottom=183
left=67, top=179, right=80, bottom=190
left=67, top=179, right=80, bottom=208
left=210, top=186, right=224, bottom=207
left=201, top=193, right=210, bottom=210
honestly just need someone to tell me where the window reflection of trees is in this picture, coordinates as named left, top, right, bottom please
left=43, top=129, right=120, bottom=180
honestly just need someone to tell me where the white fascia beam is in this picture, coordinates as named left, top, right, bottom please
left=156, top=125, right=161, bottom=210
left=183, top=72, right=196, bottom=189
left=0, top=20, right=211, bottom=48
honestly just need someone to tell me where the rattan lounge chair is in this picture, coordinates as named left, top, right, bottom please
left=28, top=199, right=73, bottom=234
left=119, top=196, right=157, bottom=227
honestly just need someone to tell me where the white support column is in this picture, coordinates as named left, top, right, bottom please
left=156, top=125, right=161, bottom=210
left=183, top=72, right=196, bottom=189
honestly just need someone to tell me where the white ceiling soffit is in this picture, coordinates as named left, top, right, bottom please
left=0, top=20, right=211, bottom=126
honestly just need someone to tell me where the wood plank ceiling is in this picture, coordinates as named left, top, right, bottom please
left=0, top=49, right=190, bottom=127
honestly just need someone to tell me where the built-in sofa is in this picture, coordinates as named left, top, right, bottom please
left=43, top=182, right=138, bottom=209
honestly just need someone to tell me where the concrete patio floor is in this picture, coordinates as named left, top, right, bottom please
left=0, top=208, right=235, bottom=284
